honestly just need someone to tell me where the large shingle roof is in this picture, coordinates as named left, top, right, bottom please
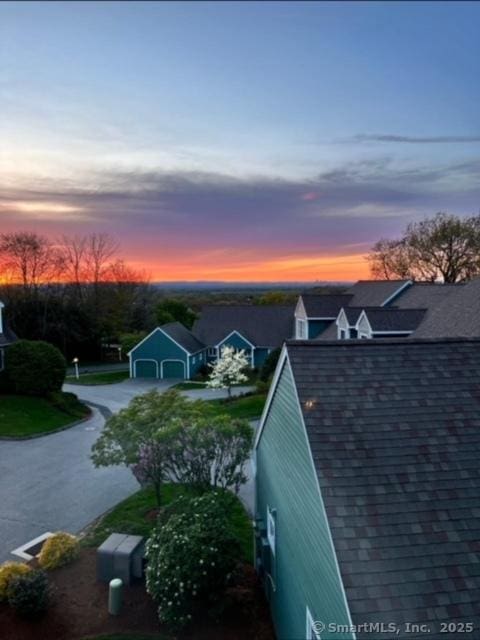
left=161, top=322, right=205, bottom=354
left=346, top=280, right=411, bottom=307
left=192, top=305, right=294, bottom=347
left=300, top=294, right=354, bottom=318
left=363, top=307, right=427, bottom=332
left=413, top=278, right=480, bottom=338
left=287, top=339, right=480, bottom=636
left=393, top=282, right=461, bottom=310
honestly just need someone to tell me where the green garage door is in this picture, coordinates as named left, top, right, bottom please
left=162, top=360, right=186, bottom=379
left=135, top=360, right=158, bottom=378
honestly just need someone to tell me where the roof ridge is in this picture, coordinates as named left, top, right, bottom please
left=289, top=336, right=480, bottom=346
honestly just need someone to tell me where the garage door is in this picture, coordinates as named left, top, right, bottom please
left=135, top=360, right=158, bottom=378
left=162, top=360, right=186, bottom=379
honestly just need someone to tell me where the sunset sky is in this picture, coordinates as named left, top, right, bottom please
left=1, top=1, right=480, bottom=282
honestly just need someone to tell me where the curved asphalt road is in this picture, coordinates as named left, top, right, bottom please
left=0, top=380, right=255, bottom=562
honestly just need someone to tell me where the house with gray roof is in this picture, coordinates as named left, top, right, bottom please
left=412, top=278, right=480, bottom=339
left=254, top=338, right=480, bottom=639
left=127, top=279, right=474, bottom=379
left=310, top=281, right=463, bottom=341
left=128, top=305, right=294, bottom=380
left=0, top=300, right=18, bottom=372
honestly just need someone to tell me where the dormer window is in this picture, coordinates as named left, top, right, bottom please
left=296, top=318, right=307, bottom=339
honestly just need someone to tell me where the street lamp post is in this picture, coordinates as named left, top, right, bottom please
left=118, top=346, right=122, bottom=362
left=73, top=357, right=79, bottom=380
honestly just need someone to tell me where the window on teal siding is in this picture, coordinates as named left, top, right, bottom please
left=267, top=507, right=276, bottom=555
left=207, top=347, right=216, bottom=357
left=199, top=352, right=203, bottom=361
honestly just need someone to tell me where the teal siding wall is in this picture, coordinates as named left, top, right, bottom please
left=256, top=362, right=353, bottom=640
left=189, top=349, right=207, bottom=377
left=131, top=329, right=188, bottom=379
left=308, top=319, right=333, bottom=339
left=254, top=348, right=270, bottom=369
left=218, top=332, right=253, bottom=365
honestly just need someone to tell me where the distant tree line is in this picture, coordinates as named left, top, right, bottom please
left=0, top=232, right=157, bottom=361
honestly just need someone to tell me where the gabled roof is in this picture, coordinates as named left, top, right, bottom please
left=299, top=294, right=354, bottom=318
left=393, top=282, right=461, bottom=310
left=413, top=278, right=480, bottom=338
left=192, top=305, right=294, bottom=347
left=361, top=307, right=427, bottom=332
left=160, top=322, right=205, bottom=354
left=286, top=338, right=480, bottom=630
left=346, top=280, right=411, bottom=307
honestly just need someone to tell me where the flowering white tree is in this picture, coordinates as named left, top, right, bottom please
left=206, top=345, right=249, bottom=398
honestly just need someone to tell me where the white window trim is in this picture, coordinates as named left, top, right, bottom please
left=306, top=606, right=322, bottom=639
left=296, top=318, right=307, bottom=339
left=267, top=506, right=276, bottom=556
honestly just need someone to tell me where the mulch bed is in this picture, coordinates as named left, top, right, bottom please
left=0, top=548, right=274, bottom=640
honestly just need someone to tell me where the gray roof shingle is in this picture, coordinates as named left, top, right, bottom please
left=300, top=294, right=354, bottom=318
left=364, top=308, right=427, bottom=332
left=393, top=282, right=461, bottom=310
left=413, top=278, right=480, bottom=338
left=346, top=280, right=411, bottom=307
left=287, top=338, right=480, bottom=636
left=161, top=322, right=205, bottom=353
left=192, top=305, right=294, bottom=347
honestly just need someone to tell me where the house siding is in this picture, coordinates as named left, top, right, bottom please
left=308, top=319, right=332, bottom=339
left=131, top=329, right=188, bottom=379
left=189, top=349, right=207, bottom=377
left=253, top=347, right=270, bottom=369
left=217, top=332, right=253, bottom=366
left=256, top=361, right=353, bottom=640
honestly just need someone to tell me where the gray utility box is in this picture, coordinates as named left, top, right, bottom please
left=97, top=533, right=145, bottom=585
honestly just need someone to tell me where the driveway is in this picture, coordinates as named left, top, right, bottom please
left=0, top=381, right=257, bottom=561
left=64, top=379, right=255, bottom=413
left=0, top=408, right=138, bottom=563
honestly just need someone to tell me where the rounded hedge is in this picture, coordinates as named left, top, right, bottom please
left=6, top=340, right=67, bottom=396
left=38, top=532, right=79, bottom=570
left=8, top=569, right=50, bottom=619
left=0, top=562, right=32, bottom=601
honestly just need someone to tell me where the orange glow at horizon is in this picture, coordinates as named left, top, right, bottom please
left=127, top=251, right=371, bottom=282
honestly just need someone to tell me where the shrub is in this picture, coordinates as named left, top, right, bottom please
left=259, top=347, right=281, bottom=382
left=38, top=532, right=79, bottom=570
left=0, top=369, right=13, bottom=394
left=46, top=391, right=86, bottom=417
left=6, top=340, right=67, bottom=396
left=146, top=492, right=242, bottom=629
left=0, top=562, right=32, bottom=601
left=8, top=569, right=50, bottom=618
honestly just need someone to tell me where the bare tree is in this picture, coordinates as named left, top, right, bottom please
left=368, top=213, right=480, bottom=283
left=58, top=234, right=87, bottom=290
left=84, top=233, right=119, bottom=286
left=0, top=232, right=61, bottom=291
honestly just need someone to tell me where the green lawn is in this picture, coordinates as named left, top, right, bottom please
left=207, top=393, right=266, bottom=420
left=66, top=370, right=130, bottom=385
left=82, top=484, right=253, bottom=563
left=0, top=393, right=90, bottom=437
